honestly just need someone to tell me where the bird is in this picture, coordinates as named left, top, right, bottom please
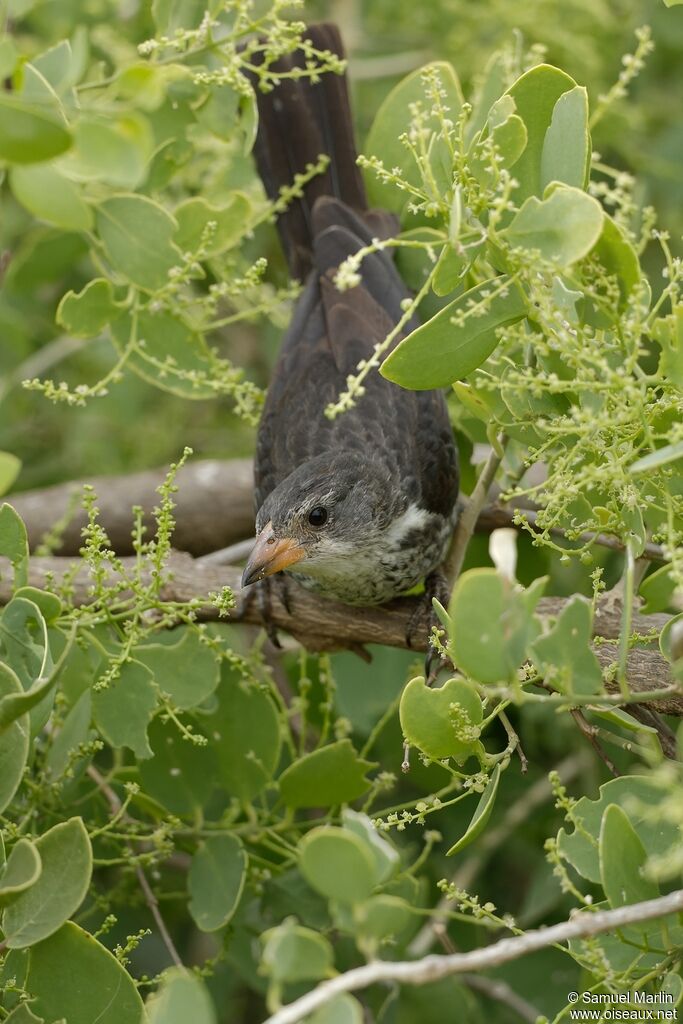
left=241, top=22, right=459, bottom=614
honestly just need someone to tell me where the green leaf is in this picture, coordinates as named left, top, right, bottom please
left=363, top=61, right=463, bottom=212
left=449, top=569, right=541, bottom=683
left=299, top=826, right=377, bottom=904
left=139, top=716, right=217, bottom=816
left=57, top=279, right=123, bottom=338
left=639, top=564, right=677, bottom=615
left=278, top=739, right=376, bottom=808
left=0, top=598, right=53, bottom=735
left=134, top=629, right=220, bottom=710
left=381, top=277, right=527, bottom=389
left=506, top=64, right=579, bottom=200
left=13, top=588, right=61, bottom=625
left=432, top=245, right=466, bottom=296
left=152, top=0, right=212, bottom=33
left=399, top=676, right=483, bottom=762
left=591, top=214, right=641, bottom=309
left=67, top=114, right=153, bottom=189
left=32, top=39, right=79, bottom=95
left=203, top=665, right=281, bottom=801
left=630, top=441, right=683, bottom=475
left=92, top=659, right=158, bottom=759
left=0, top=504, right=29, bottom=589
left=599, top=804, right=660, bottom=909
left=0, top=453, right=21, bottom=497
left=2, top=818, right=92, bottom=948
left=341, top=810, right=399, bottom=884
left=0, top=94, right=71, bottom=163
left=0, top=665, right=29, bottom=813
left=188, top=834, right=247, bottom=932
left=540, top=86, right=590, bottom=192
left=355, top=894, right=413, bottom=954
left=261, top=919, right=334, bottom=983
left=531, top=596, right=602, bottom=696
left=499, top=186, right=604, bottom=266
left=653, top=306, right=683, bottom=388
left=110, top=310, right=217, bottom=399
left=447, top=765, right=501, bottom=855
left=26, top=922, right=146, bottom=1023
left=557, top=776, right=681, bottom=884
left=0, top=839, right=42, bottom=908
left=96, top=195, right=180, bottom=292
left=10, top=164, right=92, bottom=231
left=174, top=194, right=252, bottom=256
left=663, top=0, right=683, bottom=6
left=117, top=64, right=170, bottom=112
left=147, top=968, right=216, bottom=1024
left=307, top=995, right=364, bottom=1024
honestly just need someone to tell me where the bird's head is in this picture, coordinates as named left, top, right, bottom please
left=241, top=452, right=400, bottom=588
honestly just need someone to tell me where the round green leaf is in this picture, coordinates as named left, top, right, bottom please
left=447, top=765, right=501, bottom=856
left=381, top=277, right=527, bottom=389
left=630, top=440, right=683, bottom=476
left=557, top=776, right=682, bottom=884
left=139, top=715, right=217, bottom=816
left=203, top=666, right=281, bottom=801
left=341, top=810, right=399, bottom=884
left=26, top=922, right=145, bottom=1024
left=307, top=996, right=364, bottom=1024
left=363, top=60, right=464, bottom=212
left=68, top=114, right=153, bottom=189
left=0, top=452, right=21, bottom=497
left=0, top=94, right=71, bottom=164
left=174, top=194, right=252, bottom=256
left=147, top=968, right=216, bottom=1024
left=278, top=739, right=376, bottom=809
left=299, top=826, right=377, bottom=904
left=530, top=595, right=602, bottom=696
left=0, top=664, right=29, bottom=814
left=10, top=164, right=92, bottom=231
left=134, top=629, right=220, bottom=710
left=12, top=588, right=62, bottom=626
left=449, top=569, right=538, bottom=684
left=499, top=186, right=604, bottom=266
left=540, top=86, right=590, bottom=193
left=356, top=894, right=414, bottom=954
left=399, top=676, right=482, bottom=762
left=599, top=804, right=660, bottom=909
left=2, top=818, right=92, bottom=948
left=96, top=194, right=180, bottom=292
left=188, top=834, right=247, bottom=932
left=0, top=839, right=41, bottom=908
left=57, top=279, right=124, bottom=338
left=3, top=1003, right=49, bottom=1023
left=261, top=920, right=334, bottom=983
left=506, top=64, right=579, bottom=201
left=92, top=659, right=157, bottom=759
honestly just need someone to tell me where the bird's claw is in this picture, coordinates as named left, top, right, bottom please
left=405, top=571, right=452, bottom=683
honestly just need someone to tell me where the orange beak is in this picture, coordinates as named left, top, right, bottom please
left=241, top=521, right=306, bottom=588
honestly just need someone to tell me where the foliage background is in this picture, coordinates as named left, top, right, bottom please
left=0, top=1, right=682, bottom=1023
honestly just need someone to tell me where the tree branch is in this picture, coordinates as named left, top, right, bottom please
left=1, top=552, right=681, bottom=714
left=261, top=890, right=683, bottom=1024
left=7, top=459, right=668, bottom=563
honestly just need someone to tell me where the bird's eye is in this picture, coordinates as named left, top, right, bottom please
left=308, top=506, right=328, bottom=528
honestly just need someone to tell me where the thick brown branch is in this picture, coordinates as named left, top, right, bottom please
left=9, top=459, right=254, bottom=557
left=1, top=552, right=681, bottom=715
left=7, top=459, right=667, bottom=563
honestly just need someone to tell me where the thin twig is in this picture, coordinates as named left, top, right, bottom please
left=86, top=764, right=183, bottom=968
left=499, top=710, right=528, bottom=774
left=570, top=709, right=620, bottom=778
left=445, top=439, right=507, bottom=584
left=261, top=890, right=683, bottom=1024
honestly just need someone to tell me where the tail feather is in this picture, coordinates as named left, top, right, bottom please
left=251, top=22, right=367, bottom=280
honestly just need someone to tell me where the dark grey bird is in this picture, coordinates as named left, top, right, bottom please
left=242, top=23, right=459, bottom=608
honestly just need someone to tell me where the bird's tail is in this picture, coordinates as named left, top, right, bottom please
left=250, top=22, right=370, bottom=281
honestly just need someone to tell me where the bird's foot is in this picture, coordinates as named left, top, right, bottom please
left=405, top=571, right=452, bottom=683
left=241, top=575, right=293, bottom=648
